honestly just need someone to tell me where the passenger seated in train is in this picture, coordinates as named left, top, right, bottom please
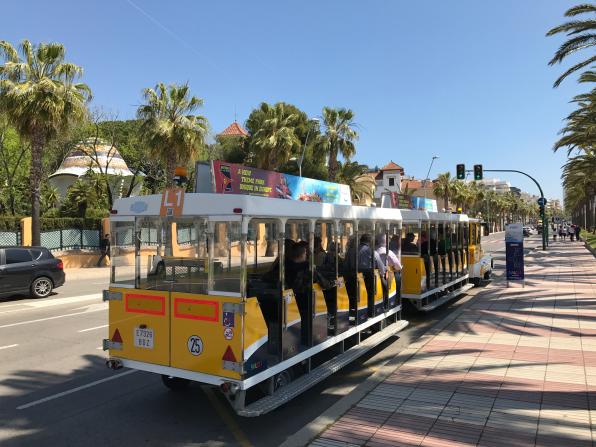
left=314, top=236, right=326, bottom=267
left=342, top=236, right=358, bottom=318
left=285, top=242, right=334, bottom=345
left=358, top=234, right=376, bottom=317
left=401, top=233, right=418, bottom=253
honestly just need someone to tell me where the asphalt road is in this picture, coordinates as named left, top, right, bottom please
left=0, top=232, right=535, bottom=447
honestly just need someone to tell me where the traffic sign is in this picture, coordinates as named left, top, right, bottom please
left=537, top=197, right=547, bottom=206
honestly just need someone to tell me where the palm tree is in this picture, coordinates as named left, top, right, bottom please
left=246, top=102, right=301, bottom=171
left=137, top=82, right=208, bottom=185
left=336, top=161, right=375, bottom=205
left=554, top=88, right=596, bottom=155
left=562, top=152, right=596, bottom=228
left=433, top=172, right=454, bottom=211
left=0, top=40, right=92, bottom=244
left=547, top=3, right=596, bottom=87
left=318, top=107, right=358, bottom=182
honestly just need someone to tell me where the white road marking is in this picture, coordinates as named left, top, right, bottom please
left=0, top=344, right=18, bottom=350
left=16, top=370, right=137, bottom=410
left=78, top=324, right=109, bottom=333
left=0, top=305, right=107, bottom=329
left=0, top=294, right=102, bottom=315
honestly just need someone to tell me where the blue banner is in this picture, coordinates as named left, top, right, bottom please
left=411, top=197, right=438, bottom=212
left=505, top=241, right=524, bottom=281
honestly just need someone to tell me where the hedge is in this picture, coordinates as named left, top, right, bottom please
left=0, top=217, right=103, bottom=231
left=0, top=216, right=24, bottom=231
left=40, top=218, right=103, bottom=231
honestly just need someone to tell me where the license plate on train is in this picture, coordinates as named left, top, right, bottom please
left=134, top=327, right=154, bottom=349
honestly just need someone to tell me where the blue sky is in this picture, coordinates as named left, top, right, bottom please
left=2, top=0, right=585, bottom=200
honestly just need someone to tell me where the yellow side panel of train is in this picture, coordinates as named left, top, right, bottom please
left=108, top=287, right=170, bottom=366
left=357, top=273, right=368, bottom=311
left=401, top=257, right=424, bottom=295
left=336, top=277, right=350, bottom=312
left=243, top=297, right=268, bottom=362
left=170, top=292, right=242, bottom=380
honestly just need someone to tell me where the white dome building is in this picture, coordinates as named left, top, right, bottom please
left=49, top=139, right=143, bottom=201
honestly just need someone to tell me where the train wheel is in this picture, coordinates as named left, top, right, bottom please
left=274, top=370, right=294, bottom=390
left=161, top=375, right=190, bottom=391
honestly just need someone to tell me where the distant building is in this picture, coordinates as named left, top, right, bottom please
left=218, top=121, right=248, bottom=138
left=476, top=178, right=511, bottom=194
left=372, top=161, right=404, bottom=202
left=48, top=139, right=142, bottom=201
left=510, top=186, right=521, bottom=197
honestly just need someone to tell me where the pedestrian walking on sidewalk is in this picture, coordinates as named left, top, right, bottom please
left=570, top=225, right=575, bottom=242
left=558, top=225, right=564, bottom=241
left=97, top=233, right=111, bottom=267
left=575, top=224, right=581, bottom=242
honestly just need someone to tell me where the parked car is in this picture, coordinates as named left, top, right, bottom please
left=0, top=247, right=65, bottom=298
left=523, top=227, right=531, bottom=237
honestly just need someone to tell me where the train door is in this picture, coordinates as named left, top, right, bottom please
left=338, top=221, right=356, bottom=328
left=438, top=222, right=447, bottom=285
left=246, top=219, right=282, bottom=368
left=429, top=221, right=439, bottom=288
left=401, top=222, right=423, bottom=295
left=314, top=220, right=340, bottom=339
left=284, top=220, right=312, bottom=354
left=357, top=220, right=376, bottom=319
left=462, top=223, right=469, bottom=274
left=446, top=222, right=454, bottom=282
left=374, top=222, right=388, bottom=315
left=387, top=222, right=401, bottom=309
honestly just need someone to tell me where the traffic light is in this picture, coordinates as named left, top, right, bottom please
left=456, top=164, right=465, bottom=180
left=474, top=164, right=483, bottom=181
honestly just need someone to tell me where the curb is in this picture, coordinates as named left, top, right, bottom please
left=282, top=245, right=541, bottom=447
left=585, top=241, right=596, bottom=258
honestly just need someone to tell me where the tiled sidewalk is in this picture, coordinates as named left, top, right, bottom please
left=310, top=242, right=596, bottom=447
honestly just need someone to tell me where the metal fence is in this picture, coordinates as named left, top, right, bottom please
left=0, top=231, right=21, bottom=246
left=40, top=229, right=101, bottom=251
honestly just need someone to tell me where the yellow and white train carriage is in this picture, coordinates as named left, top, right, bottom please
left=398, top=210, right=491, bottom=311
left=104, top=192, right=408, bottom=416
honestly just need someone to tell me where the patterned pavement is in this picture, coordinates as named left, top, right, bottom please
left=310, top=241, right=596, bottom=447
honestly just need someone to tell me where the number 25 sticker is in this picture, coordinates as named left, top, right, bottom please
left=187, top=335, right=203, bottom=356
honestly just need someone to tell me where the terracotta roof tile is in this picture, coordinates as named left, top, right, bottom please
left=380, top=161, right=403, bottom=171
left=219, top=121, right=248, bottom=137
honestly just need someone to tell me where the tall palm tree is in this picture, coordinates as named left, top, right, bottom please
left=563, top=152, right=596, bottom=228
left=547, top=3, right=596, bottom=87
left=318, top=107, right=358, bottom=182
left=554, top=88, right=596, bottom=155
left=246, top=102, right=301, bottom=171
left=433, top=172, right=454, bottom=211
left=137, top=82, right=208, bottom=185
left=0, top=40, right=91, bottom=245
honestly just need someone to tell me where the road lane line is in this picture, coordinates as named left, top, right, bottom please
left=0, top=344, right=18, bottom=350
left=202, top=385, right=253, bottom=447
left=0, top=307, right=106, bottom=329
left=17, top=370, right=137, bottom=410
left=78, top=324, right=109, bottom=333
left=0, top=294, right=102, bottom=315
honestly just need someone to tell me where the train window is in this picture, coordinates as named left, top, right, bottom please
left=315, top=220, right=336, bottom=272
left=463, top=224, right=469, bottom=246
left=438, top=223, right=446, bottom=255
left=339, top=221, right=355, bottom=276
left=358, top=221, right=375, bottom=271
left=401, top=223, right=420, bottom=255
left=471, top=223, right=477, bottom=245
left=111, top=220, right=135, bottom=286
left=248, top=219, right=280, bottom=276
left=136, top=216, right=162, bottom=289
left=429, top=222, right=438, bottom=255
left=388, top=223, right=401, bottom=257
left=420, top=222, right=429, bottom=256
left=211, top=221, right=242, bottom=294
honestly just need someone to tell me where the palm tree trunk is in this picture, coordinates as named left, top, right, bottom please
left=328, top=147, right=338, bottom=182
left=166, top=150, right=177, bottom=187
left=30, top=128, right=45, bottom=246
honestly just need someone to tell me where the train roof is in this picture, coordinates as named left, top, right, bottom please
left=112, top=193, right=477, bottom=223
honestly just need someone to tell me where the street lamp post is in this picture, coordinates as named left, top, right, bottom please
left=298, top=118, right=320, bottom=177
left=423, top=155, right=439, bottom=199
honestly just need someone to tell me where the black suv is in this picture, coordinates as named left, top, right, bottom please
left=0, top=247, right=65, bottom=298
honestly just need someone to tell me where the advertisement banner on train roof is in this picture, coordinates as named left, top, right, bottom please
left=390, top=192, right=413, bottom=209
left=410, top=197, right=438, bottom=212
left=211, top=161, right=352, bottom=205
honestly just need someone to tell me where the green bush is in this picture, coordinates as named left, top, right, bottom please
left=0, top=216, right=25, bottom=231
